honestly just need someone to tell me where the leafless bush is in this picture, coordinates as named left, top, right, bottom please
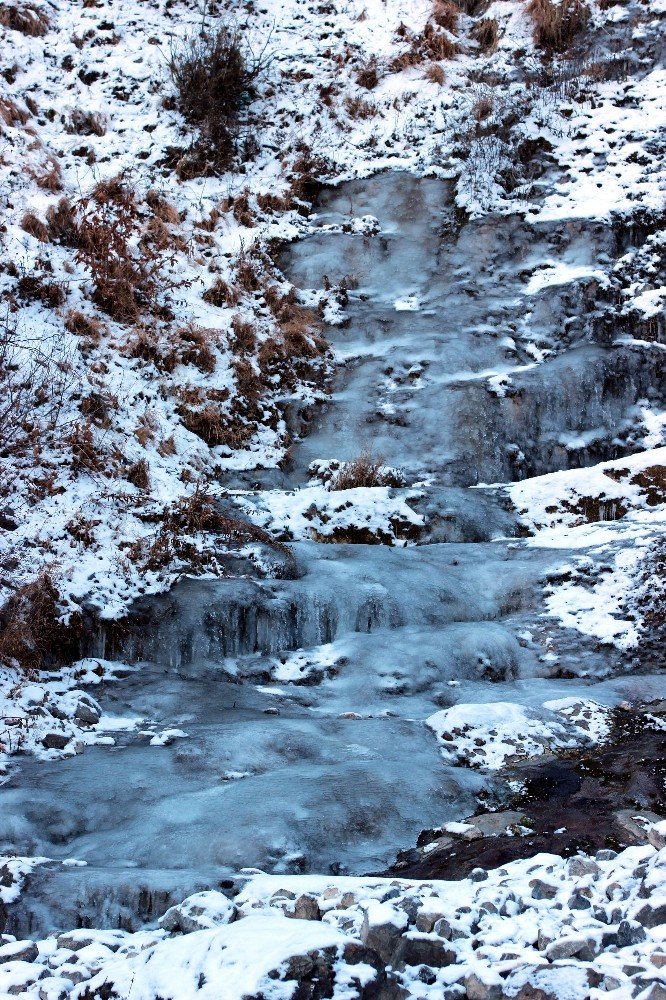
left=432, top=0, right=459, bottom=32
left=528, top=0, right=589, bottom=51
left=331, top=452, right=405, bottom=490
left=168, top=24, right=263, bottom=172
left=0, top=311, right=73, bottom=460
left=0, top=572, right=75, bottom=673
left=75, top=177, right=174, bottom=322
left=0, top=2, right=49, bottom=36
left=471, top=17, right=499, bottom=52
left=67, top=108, right=108, bottom=137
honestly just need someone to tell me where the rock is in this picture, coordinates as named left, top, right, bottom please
left=73, top=698, right=101, bottom=725
left=463, top=972, right=503, bottom=999
left=0, top=940, right=38, bottom=964
left=286, top=894, right=321, bottom=921
left=342, top=942, right=383, bottom=973
left=393, top=934, right=456, bottom=969
left=615, top=810, right=665, bottom=845
left=596, top=849, right=618, bottom=861
left=361, top=972, right=410, bottom=1000
left=464, top=811, right=525, bottom=837
left=530, top=879, right=558, bottom=900
left=41, top=732, right=71, bottom=750
left=433, top=918, right=452, bottom=940
left=545, top=937, right=588, bottom=961
left=648, top=822, right=666, bottom=851
left=361, top=905, right=406, bottom=964
left=418, top=968, right=437, bottom=984
left=636, top=903, right=666, bottom=929
left=617, top=920, right=647, bottom=947
left=271, top=890, right=297, bottom=902
left=568, top=892, right=591, bottom=910
left=634, top=985, right=666, bottom=1000
left=38, top=978, right=72, bottom=1000
left=650, top=953, right=666, bottom=968
left=567, top=857, right=600, bottom=878
left=470, top=868, right=488, bottom=882
left=339, top=892, right=357, bottom=910
left=2, top=962, right=48, bottom=995
left=159, top=891, right=236, bottom=933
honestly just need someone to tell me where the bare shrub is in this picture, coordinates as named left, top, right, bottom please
left=67, top=108, right=108, bottom=137
left=0, top=312, right=72, bottom=460
left=356, top=59, right=379, bottom=89
left=330, top=452, right=405, bottom=490
left=432, top=0, right=459, bottom=32
left=471, top=16, right=499, bottom=52
left=126, top=457, right=150, bottom=490
left=75, top=177, right=173, bottom=322
left=46, top=197, right=80, bottom=247
left=0, top=572, right=76, bottom=673
left=528, top=0, right=589, bottom=51
left=0, top=1, right=49, bottom=36
left=168, top=24, right=261, bottom=172
left=17, top=272, right=66, bottom=308
left=67, top=419, right=104, bottom=472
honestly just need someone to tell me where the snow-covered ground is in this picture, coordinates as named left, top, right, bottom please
left=1, top=827, right=665, bottom=999
left=1, top=0, right=666, bottom=993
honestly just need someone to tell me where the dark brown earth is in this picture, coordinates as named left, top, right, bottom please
left=384, top=701, right=666, bottom=880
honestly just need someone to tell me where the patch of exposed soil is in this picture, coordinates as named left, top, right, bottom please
left=385, top=701, right=666, bottom=880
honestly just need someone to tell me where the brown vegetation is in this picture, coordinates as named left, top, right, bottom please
left=331, top=452, right=405, bottom=490
left=0, top=572, right=78, bottom=673
left=168, top=24, right=260, bottom=172
left=0, top=1, right=49, bottom=36
left=471, top=17, right=499, bottom=52
left=528, top=0, right=589, bottom=51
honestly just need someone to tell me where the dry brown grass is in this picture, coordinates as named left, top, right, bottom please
left=390, top=21, right=457, bottom=71
left=202, top=276, right=238, bottom=307
left=331, top=452, right=405, bottom=491
left=528, top=0, right=589, bottom=50
left=20, top=211, right=49, bottom=242
left=64, top=310, right=105, bottom=342
left=146, top=190, right=180, bottom=225
left=0, top=96, right=29, bottom=127
left=30, top=156, right=63, bottom=192
left=356, top=59, right=379, bottom=89
left=425, top=63, right=446, bottom=85
left=471, top=16, right=499, bottom=52
left=0, top=1, right=49, bottom=36
left=432, top=0, right=459, bottom=32
left=46, top=197, right=80, bottom=247
left=231, top=314, right=256, bottom=353
left=126, top=457, right=150, bottom=490
left=0, top=572, right=77, bottom=673
left=67, top=109, right=108, bottom=137
left=344, top=95, right=377, bottom=120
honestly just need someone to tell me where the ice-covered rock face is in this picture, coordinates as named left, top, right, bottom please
left=2, top=174, right=664, bottom=937
left=278, top=172, right=662, bottom=487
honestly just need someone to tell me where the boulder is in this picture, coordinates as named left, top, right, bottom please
left=286, top=894, right=321, bottom=921
left=463, top=972, right=503, bottom=999
left=648, top=821, right=666, bottom=851
left=159, top=891, right=236, bottom=933
left=617, top=919, right=647, bottom=947
left=361, top=902, right=407, bottom=964
left=636, top=903, right=666, bottom=929
left=530, top=880, right=558, bottom=900
left=394, top=934, right=455, bottom=969
left=41, top=732, right=70, bottom=751
left=0, top=940, right=38, bottom=964
left=567, top=857, right=600, bottom=878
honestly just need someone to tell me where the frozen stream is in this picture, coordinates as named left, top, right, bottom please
left=1, top=173, right=658, bottom=935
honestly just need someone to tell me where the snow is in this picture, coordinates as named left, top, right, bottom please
left=426, top=699, right=610, bottom=770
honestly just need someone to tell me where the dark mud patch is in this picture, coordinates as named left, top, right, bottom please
left=384, top=702, right=666, bottom=880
